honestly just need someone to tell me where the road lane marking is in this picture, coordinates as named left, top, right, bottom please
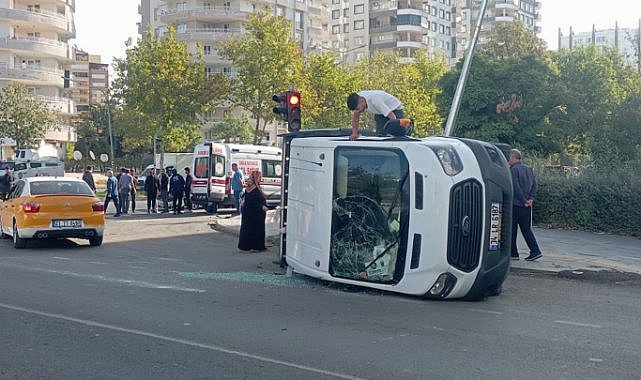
left=0, top=302, right=366, bottom=380
left=467, top=308, right=503, bottom=315
left=554, top=320, right=603, bottom=329
left=52, top=257, right=71, bottom=260
left=0, top=263, right=205, bottom=293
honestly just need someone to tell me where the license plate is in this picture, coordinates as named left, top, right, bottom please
left=52, top=219, right=83, bottom=228
left=489, top=202, right=501, bottom=251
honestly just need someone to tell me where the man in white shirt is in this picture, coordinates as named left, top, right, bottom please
left=347, top=90, right=407, bottom=140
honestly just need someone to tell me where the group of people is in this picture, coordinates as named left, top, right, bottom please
left=101, top=166, right=193, bottom=217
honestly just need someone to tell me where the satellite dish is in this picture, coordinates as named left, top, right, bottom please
left=100, top=154, right=108, bottom=163
left=73, top=151, right=82, bottom=161
left=89, top=151, right=96, bottom=160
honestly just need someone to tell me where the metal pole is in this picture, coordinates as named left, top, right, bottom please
left=105, top=93, right=115, bottom=170
left=444, top=0, right=489, bottom=137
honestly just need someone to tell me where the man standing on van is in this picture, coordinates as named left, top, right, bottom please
left=347, top=90, right=410, bottom=140
left=231, top=163, right=244, bottom=215
left=508, top=149, right=542, bottom=261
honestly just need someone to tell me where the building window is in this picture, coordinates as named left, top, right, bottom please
left=354, top=4, right=364, bottom=14
left=354, top=20, right=364, bottom=30
left=343, top=23, right=349, bottom=33
left=332, top=0, right=340, bottom=4
left=332, top=9, right=340, bottom=19
left=176, top=23, right=187, bottom=33
left=275, top=6, right=285, bottom=16
left=203, top=45, right=211, bottom=55
left=295, top=10, right=304, bottom=29
left=343, top=8, right=349, bottom=17
left=176, top=2, right=187, bottom=11
left=332, top=25, right=341, bottom=34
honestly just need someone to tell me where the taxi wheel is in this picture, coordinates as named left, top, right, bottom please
left=89, top=236, right=103, bottom=247
left=13, top=221, right=27, bottom=249
left=0, top=219, right=9, bottom=239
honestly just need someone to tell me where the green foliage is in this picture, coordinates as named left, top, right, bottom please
left=0, top=82, right=60, bottom=149
left=112, top=26, right=220, bottom=153
left=219, top=11, right=303, bottom=142
left=206, top=114, right=255, bottom=144
left=535, top=170, right=641, bottom=237
left=478, top=22, right=548, bottom=60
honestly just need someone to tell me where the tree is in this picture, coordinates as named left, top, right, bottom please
left=206, top=114, right=255, bottom=144
left=297, top=52, right=355, bottom=129
left=112, top=26, right=223, bottom=154
left=478, top=22, right=548, bottom=60
left=219, top=11, right=303, bottom=143
left=0, top=82, right=59, bottom=150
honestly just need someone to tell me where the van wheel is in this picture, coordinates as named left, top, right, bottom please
left=13, top=221, right=27, bottom=249
left=89, top=236, right=103, bottom=247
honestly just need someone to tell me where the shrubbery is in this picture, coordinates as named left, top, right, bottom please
left=533, top=168, right=641, bottom=237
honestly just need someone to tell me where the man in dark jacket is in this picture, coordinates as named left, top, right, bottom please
left=82, top=165, right=96, bottom=192
left=169, top=168, right=185, bottom=215
left=183, top=167, right=193, bottom=213
left=0, top=166, right=12, bottom=199
left=159, top=168, right=170, bottom=213
left=508, top=149, right=542, bottom=262
left=144, top=167, right=161, bottom=213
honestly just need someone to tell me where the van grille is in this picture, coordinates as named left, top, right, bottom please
left=447, top=179, right=483, bottom=272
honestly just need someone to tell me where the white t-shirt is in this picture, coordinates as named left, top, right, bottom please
left=358, top=90, right=402, bottom=117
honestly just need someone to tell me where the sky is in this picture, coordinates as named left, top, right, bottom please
left=71, top=0, right=641, bottom=67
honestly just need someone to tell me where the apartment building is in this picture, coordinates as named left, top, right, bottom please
left=453, top=0, right=541, bottom=62
left=139, top=0, right=328, bottom=141
left=0, top=0, right=77, bottom=160
left=328, top=0, right=455, bottom=65
left=559, top=22, right=641, bottom=69
left=65, top=49, right=109, bottom=113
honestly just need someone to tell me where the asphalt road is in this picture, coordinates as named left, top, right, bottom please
left=1, top=212, right=640, bottom=380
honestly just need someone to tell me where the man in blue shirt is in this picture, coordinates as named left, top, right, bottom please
left=104, top=170, right=121, bottom=217
left=231, top=163, right=244, bottom=215
left=509, top=149, right=542, bottom=261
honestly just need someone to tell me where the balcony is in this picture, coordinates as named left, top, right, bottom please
left=44, top=124, right=77, bottom=143
left=0, top=66, right=64, bottom=85
left=0, top=36, right=72, bottom=60
left=160, top=6, right=250, bottom=23
left=495, top=15, right=516, bottom=23
left=0, top=7, right=74, bottom=36
left=494, top=0, right=519, bottom=9
left=35, top=95, right=76, bottom=114
left=370, top=24, right=397, bottom=33
left=397, top=0, right=422, bottom=11
left=175, top=28, right=243, bottom=43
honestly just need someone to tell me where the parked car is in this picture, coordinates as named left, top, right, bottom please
left=0, top=177, right=105, bottom=248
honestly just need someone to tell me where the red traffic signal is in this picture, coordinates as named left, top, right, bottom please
left=286, top=91, right=301, bottom=132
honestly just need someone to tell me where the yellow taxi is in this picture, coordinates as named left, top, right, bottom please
left=0, top=177, right=105, bottom=249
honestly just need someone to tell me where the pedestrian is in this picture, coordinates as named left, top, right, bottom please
left=508, top=149, right=542, bottom=261
left=346, top=90, right=412, bottom=140
left=159, top=168, right=170, bottom=213
left=231, top=163, right=244, bottom=215
left=169, top=168, right=185, bottom=215
left=183, top=167, right=193, bottom=213
left=104, top=170, right=121, bottom=217
left=130, top=168, right=138, bottom=213
left=119, top=168, right=133, bottom=215
left=145, top=167, right=160, bottom=213
left=238, top=170, right=268, bottom=252
left=82, top=165, right=96, bottom=192
left=0, top=166, right=13, bottom=199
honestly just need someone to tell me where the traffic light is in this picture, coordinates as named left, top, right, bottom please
left=286, top=91, right=301, bottom=132
left=272, top=92, right=288, bottom=122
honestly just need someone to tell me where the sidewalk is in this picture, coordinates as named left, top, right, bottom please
left=212, top=211, right=641, bottom=276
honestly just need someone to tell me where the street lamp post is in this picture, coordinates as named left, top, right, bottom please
left=104, top=94, right=115, bottom=170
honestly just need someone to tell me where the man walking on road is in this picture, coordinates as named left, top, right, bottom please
left=145, top=167, right=160, bottom=213
left=183, top=167, right=193, bottom=213
left=170, top=168, right=185, bottom=215
left=509, top=149, right=542, bottom=261
left=231, top=163, right=244, bottom=215
left=82, top=165, right=96, bottom=192
left=160, top=168, right=170, bottom=213
left=104, top=170, right=121, bottom=217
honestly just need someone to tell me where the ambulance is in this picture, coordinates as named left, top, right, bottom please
left=191, top=142, right=282, bottom=212
left=280, top=129, right=513, bottom=300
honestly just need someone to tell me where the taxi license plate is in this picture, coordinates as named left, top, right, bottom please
left=489, top=202, right=501, bottom=251
left=52, top=219, right=83, bottom=228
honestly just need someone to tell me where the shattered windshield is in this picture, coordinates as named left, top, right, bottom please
left=330, top=147, right=410, bottom=284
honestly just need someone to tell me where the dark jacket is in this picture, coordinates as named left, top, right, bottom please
left=160, top=173, right=169, bottom=192
left=82, top=170, right=96, bottom=191
left=184, top=174, right=193, bottom=194
left=144, top=175, right=160, bottom=194
left=170, top=173, right=185, bottom=194
left=510, top=161, right=537, bottom=207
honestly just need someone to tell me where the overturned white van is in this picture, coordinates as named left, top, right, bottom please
left=280, top=129, right=513, bottom=300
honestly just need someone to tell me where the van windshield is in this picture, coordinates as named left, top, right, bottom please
left=330, top=147, right=410, bottom=284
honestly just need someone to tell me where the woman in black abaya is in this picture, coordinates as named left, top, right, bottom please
left=238, top=171, right=268, bottom=252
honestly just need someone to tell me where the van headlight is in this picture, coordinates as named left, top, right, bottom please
left=427, top=273, right=457, bottom=298
left=429, top=145, right=463, bottom=176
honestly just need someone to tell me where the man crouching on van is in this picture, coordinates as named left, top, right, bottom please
left=347, top=90, right=412, bottom=140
